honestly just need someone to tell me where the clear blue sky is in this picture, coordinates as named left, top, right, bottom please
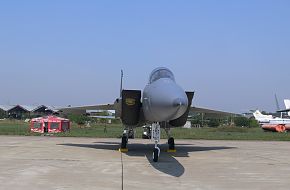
left=0, top=0, right=290, bottom=113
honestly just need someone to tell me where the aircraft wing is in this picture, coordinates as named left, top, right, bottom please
left=58, top=104, right=238, bottom=117
left=277, top=109, right=290, bottom=113
left=190, top=107, right=238, bottom=117
left=58, top=104, right=115, bottom=115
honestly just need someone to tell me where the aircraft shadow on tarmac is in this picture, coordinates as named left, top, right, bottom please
left=59, top=142, right=235, bottom=177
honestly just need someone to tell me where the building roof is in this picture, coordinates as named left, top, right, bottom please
left=19, top=105, right=41, bottom=112
left=0, top=104, right=66, bottom=113
left=0, top=105, right=50, bottom=112
left=45, top=106, right=59, bottom=112
left=0, top=105, right=15, bottom=111
left=31, top=115, right=69, bottom=122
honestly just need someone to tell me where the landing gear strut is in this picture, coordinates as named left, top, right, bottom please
left=168, top=137, right=175, bottom=150
left=119, top=129, right=129, bottom=152
left=153, top=147, right=160, bottom=162
left=121, top=135, right=128, bottom=149
left=152, top=123, right=161, bottom=162
left=165, top=127, right=176, bottom=152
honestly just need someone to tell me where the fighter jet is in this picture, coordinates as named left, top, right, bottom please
left=60, top=67, right=235, bottom=162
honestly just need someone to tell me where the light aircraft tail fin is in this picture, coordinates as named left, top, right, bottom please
left=284, top=99, right=290, bottom=116
left=253, top=110, right=273, bottom=120
left=253, top=110, right=264, bottom=120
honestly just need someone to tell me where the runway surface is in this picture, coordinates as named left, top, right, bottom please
left=0, top=136, right=290, bottom=190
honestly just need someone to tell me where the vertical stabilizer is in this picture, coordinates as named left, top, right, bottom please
left=253, top=110, right=264, bottom=120
left=253, top=110, right=273, bottom=122
left=284, top=99, right=290, bottom=109
left=284, top=99, right=290, bottom=116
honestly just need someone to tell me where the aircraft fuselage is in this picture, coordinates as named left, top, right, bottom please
left=142, top=68, right=188, bottom=122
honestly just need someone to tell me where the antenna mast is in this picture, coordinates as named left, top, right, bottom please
left=120, top=70, right=123, bottom=97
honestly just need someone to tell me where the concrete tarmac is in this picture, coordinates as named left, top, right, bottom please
left=0, top=136, right=290, bottom=190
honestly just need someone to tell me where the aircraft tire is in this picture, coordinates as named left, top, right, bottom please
left=153, top=148, right=159, bottom=162
left=121, top=136, right=127, bottom=149
left=168, top=137, right=175, bottom=150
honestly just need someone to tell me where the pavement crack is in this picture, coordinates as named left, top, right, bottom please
left=121, top=151, right=124, bottom=190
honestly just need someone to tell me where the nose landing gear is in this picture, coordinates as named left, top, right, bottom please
left=153, top=147, right=160, bottom=162
left=151, top=123, right=161, bottom=162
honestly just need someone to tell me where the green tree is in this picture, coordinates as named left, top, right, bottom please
left=67, top=114, right=88, bottom=126
left=249, top=119, right=259, bottom=128
left=0, top=110, right=5, bottom=119
left=234, top=117, right=250, bottom=127
left=208, top=119, right=220, bottom=127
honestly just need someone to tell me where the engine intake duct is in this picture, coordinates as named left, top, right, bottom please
left=121, top=90, right=142, bottom=126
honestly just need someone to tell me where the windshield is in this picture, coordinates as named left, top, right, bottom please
left=149, top=67, right=175, bottom=84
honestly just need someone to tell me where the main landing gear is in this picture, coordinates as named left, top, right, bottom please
left=121, top=135, right=128, bottom=149
left=119, top=124, right=176, bottom=162
left=119, top=129, right=129, bottom=152
left=168, top=137, right=175, bottom=152
left=165, top=127, right=176, bottom=152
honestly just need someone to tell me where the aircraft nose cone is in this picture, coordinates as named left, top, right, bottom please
left=142, top=78, right=189, bottom=122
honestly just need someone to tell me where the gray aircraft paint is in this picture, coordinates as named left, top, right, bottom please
left=59, top=67, right=235, bottom=123
left=142, top=67, right=188, bottom=122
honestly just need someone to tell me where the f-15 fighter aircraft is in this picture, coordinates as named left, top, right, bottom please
left=60, top=67, right=234, bottom=162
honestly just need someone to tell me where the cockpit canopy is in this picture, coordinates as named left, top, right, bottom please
left=149, top=67, right=175, bottom=84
